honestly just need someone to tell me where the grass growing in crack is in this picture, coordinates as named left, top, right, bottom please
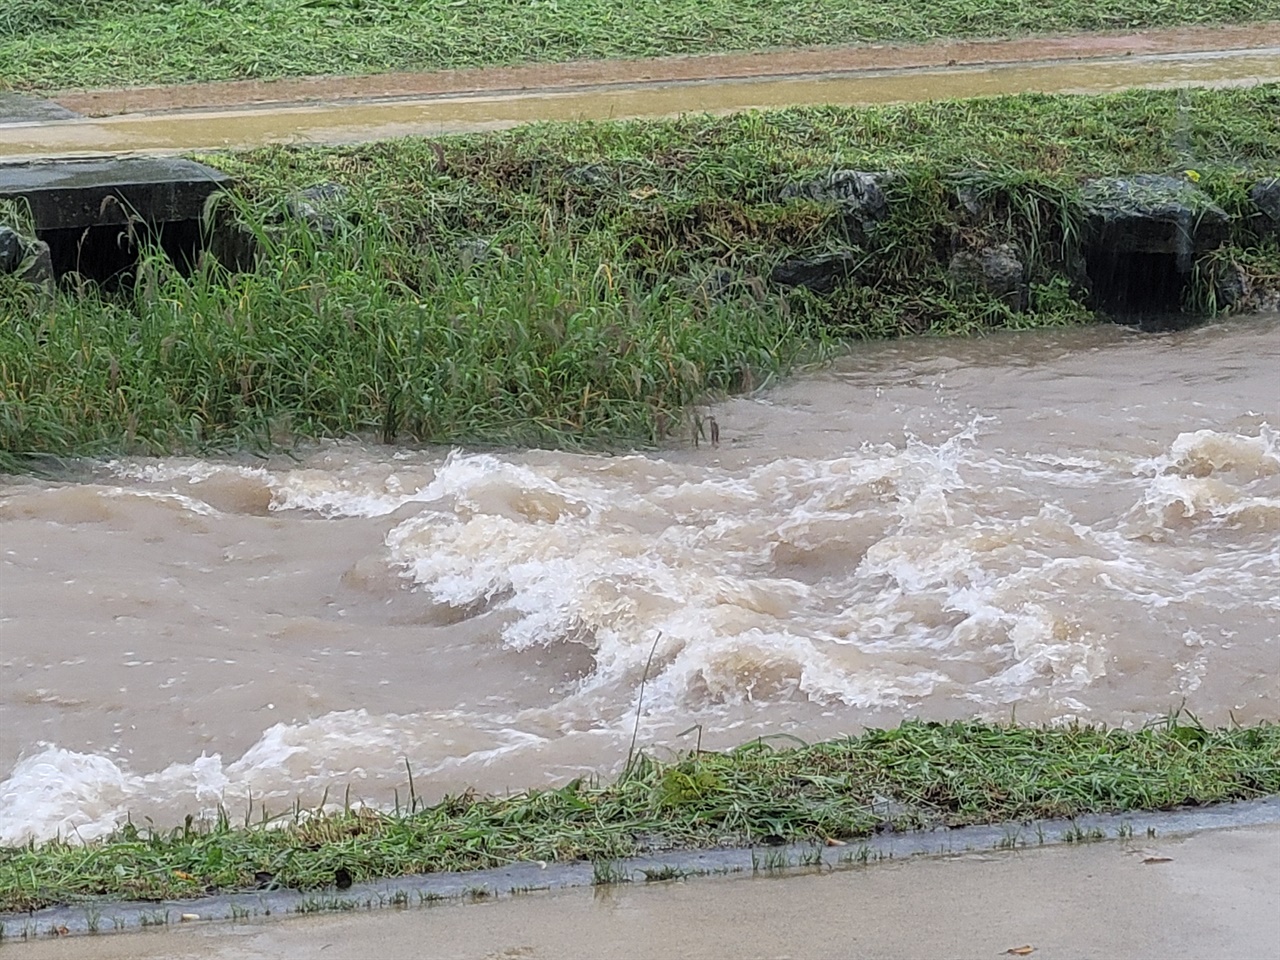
left=3, top=717, right=1279, bottom=913
left=3, top=88, right=1278, bottom=469
left=1062, top=824, right=1108, bottom=844
left=798, top=846, right=826, bottom=867
left=640, top=865, right=685, bottom=882
left=592, top=861, right=631, bottom=886
left=839, top=845, right=875, bottom=865
left=3, top=0, right=1276, bottom=91
left=995, top=829, right=1023, bottom=850
left=752, top=850, right=790, bottom=873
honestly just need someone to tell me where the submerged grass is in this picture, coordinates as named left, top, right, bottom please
left=1, top=718, right=1277, bottom=913
left=2, top=0, right=1276, bottom=91
left=2, top=86, right=1279, bottom=467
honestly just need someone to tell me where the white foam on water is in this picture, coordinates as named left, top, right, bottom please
left=109, top=457, right=418, bottom=519
left=380, top=432, right=1125, bottom=712
left=1127, top=426, right=1280, bottom=537
left=108, top=459, right=272, bottom=487
left=8, top=423, right=1276, bottom=846
left=0, top=710, right=546, bottom=846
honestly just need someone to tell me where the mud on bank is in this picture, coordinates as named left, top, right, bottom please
left=2, top=86, right=1279, bottom=465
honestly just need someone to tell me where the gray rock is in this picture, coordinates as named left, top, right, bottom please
left=0, top=225, right=22, bottom=274
left=770, top=250, right=857, bottom=294
left=1214, top=261, right=1250, bottom=309
left=955, top=182, right=986, bottom=220
left=207, top=220, right=259, bottom=272
left=564, top=164, right=612, bottom=189
left=949, top=243, right=1027, bottom=310
left=1249, top=178, right=1280, bottom=233
left=16, top=240, right=54, bottom=285
left=1079, top=174, right=1229, bottom=271
left=779, top=170, right=888, bottom=241
left=285, top=182, right=350, bottom=237
left=0, top=226, right=53, bottom=285
left=695, top=267, right=737, bottom=302
left=456, top=237, right=495, bottom=267
left=780, top=170, right=887, bottom=216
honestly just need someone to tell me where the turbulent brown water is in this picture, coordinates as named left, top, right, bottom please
left=2, top=316, right=1278, bottom=845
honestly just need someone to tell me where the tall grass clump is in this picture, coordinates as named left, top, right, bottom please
left=0, top=210, right=814, bottom=464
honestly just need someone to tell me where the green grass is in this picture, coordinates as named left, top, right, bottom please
left=1, top=0, right=1276, bottom=90
left=2, top=87, right=1278, bottom=468
left=1, top=718, right=1277, bottom=913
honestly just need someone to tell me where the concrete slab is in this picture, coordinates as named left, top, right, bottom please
left=0, top=93, right=81, bottom=124
left=0, top=157, right=230, bottom=230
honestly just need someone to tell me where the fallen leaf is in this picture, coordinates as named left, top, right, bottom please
left=173, top=871, right=195, bottom=881
left=825, top=838, right=847, bottom=846
left=1005, top=947, right=1035, bottom=956
left=629, top=187, right=658, bottom=200
left=1142, top=856, right=1173, bottom=864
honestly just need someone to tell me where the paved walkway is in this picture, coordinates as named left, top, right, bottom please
left=13, top=824, right=1280, bottom=959
left=46, top=23, right=1280, bottom=117
left=1, top=25, right=1277, bottom=159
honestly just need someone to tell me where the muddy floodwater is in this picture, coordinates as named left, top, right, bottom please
left=2, top=315, right=1278, bottom=844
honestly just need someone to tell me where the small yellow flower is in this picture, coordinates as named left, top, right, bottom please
left=1184, top=169, right=1202, bottom=182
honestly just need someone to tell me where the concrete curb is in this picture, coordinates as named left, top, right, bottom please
left=5, top=795, right=1279, bottom=941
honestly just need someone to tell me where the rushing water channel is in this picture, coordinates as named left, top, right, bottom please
left=1, top=315, right=1277, bottom=845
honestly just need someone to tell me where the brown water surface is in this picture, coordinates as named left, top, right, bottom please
left=1, top=316, right=1278, bottom=843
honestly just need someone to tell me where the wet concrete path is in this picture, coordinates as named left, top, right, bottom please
left=1, top=26, right=1277, bottom=159
left=12, top=824, right=1280, bottom=959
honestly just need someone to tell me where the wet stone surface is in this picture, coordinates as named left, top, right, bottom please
left=1080, top=174, right=1230, bottom=266
left=0, top=157, right=230, bottom=230
left=283, top=182, right=352, bottom=237
left=780, top=169, right=889, bottom=242
left=949, top=243, right=1027, bottom=310
left=0, top=93, right=81, bottom=124
left=769, top=248, right=858, bottom=293
left=0, top=223, right=53, bottom=284
left=1250, top=177, right=1280, bottom=235
left=0, top=225, right=22, bottom=272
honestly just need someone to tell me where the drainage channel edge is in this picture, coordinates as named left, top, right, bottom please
left=4, top=795, right=1279, bottom=941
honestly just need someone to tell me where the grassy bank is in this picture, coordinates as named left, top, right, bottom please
left=2, top=86, right=1279, bottom=468
left=2, top=0, right=1277, bottom=90
left=1, top=718, right=1277, bottom=913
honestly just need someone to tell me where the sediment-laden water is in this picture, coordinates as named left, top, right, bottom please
left=2, top=315, right=1277, bottom=845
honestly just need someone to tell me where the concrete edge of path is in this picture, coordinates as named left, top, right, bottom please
left=5, top=794, right=1279, bottom=943
left=49, top=22, right=1280, bottom=118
